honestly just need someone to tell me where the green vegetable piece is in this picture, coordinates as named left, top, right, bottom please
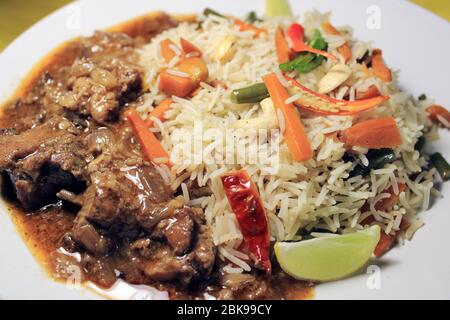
left=265, top=0, right=292, bottom=17
left=245, top=11, right=260, bottom=23
left=349, top=148, right=396, bottom=178
left=279, top=29, right=328, bottom=74
left=414, top=136, right=426, bottom=153
left=279, top=53, right=315, bottom=72
left=431, top=153, right=450, bottom=181
left=308, top=30, right=327, bottom=51
left=203, top=8, right=225, bottom=17
left=230, top=83, right=269, bottom=104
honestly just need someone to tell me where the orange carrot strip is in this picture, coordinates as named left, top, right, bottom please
left=322, top=22, right=352, bottom=62
left=275, top=26, right=291, bottom=64
left=125, top=109, right=171, bottom=167
left=376, top=183, right=406, bottom=211
left=180, top=38, right=202, bottom=57
left=374, top=232, right=396, bottom=258
left=426, top=104, right=450, bottom=126
left=342, top=117, right=402, bottom=149
left=356, top=85, right=381, bottom=100
left=371, top=49, right=392, bottom=82
left=160, top=38, right=179, bottom=63
left=159, top=70, right=197, bottom=97
left=361, top=184, right=409, bottom=258
left=263, top=73, right=312, bottom=162
left=234, top=19, right=267, bottom=37
left=374, top=219, right=409, bottom=257
left=146, top=98, right=173, bottom=127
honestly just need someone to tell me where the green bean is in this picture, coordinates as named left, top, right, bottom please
left=414, top=136, right=426, bottom=153
left=349, top=149, right=396, bottom=178
left=203, top=8, right=225, bottom=18
left=230, top=83, right=269, bottom=104
left=431, top=153, right=450, bottom=181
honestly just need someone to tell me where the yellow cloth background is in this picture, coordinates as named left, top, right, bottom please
left=0, top=0, right=449, bottom=51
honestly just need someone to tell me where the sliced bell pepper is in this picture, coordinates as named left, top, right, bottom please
left=221, top=170, right=271, bottom=273
left=287, top=23, right=338, bottom=62
left=285, top=75, right=390, bottom=115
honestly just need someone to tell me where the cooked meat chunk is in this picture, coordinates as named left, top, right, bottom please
left=144, top=246, right=196, bottom=284
left=191, top=223, right=216, bottom=275
left=162, top=209, right=194, bottom=255
left=0, top=17, right=220, bottom=296
left=80, top=253, right=117, bottom=288
left=59, top=31, right=143, bottom=123
left=0, top=120, right=87, bottom=208
left=71, top=220, right=110, bottom=256
left=76, top=153, right=172, bottom=228
left=219, top=274, right=269, bottom=300
left=143, top=207, right=215, bottom=285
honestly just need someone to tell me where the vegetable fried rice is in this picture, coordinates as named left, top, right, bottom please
left=134, top=9, right=446, bottom=273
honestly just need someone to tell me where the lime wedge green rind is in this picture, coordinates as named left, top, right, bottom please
left=274, top=225, right=381, bottom=282
left=265, top=0, right=293, bottom=17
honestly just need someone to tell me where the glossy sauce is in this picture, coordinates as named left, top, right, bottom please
left=0, top=12, right=315, bottom=300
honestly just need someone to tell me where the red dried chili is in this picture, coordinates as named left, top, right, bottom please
left=221, top=170, right=271, bottom=273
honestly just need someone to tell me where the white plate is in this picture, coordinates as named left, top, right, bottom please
left=0, top=0, right=449, bottom=300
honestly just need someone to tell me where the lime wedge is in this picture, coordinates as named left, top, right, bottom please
left=274, top=225, right=381, bottom=282
left=265, top=0, right=292, bottom=17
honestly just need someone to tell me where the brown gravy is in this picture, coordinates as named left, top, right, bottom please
left=0, top=12, right=315, bottom=300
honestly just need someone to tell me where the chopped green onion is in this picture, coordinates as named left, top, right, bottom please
left=431, top=153, right=450, bottom=181
left=414, top=136, right=426, bottom=153
left=230, top=83, right=269, bottom=104
left=308, top=30, right=327, bottom=51
left=280, top=53, right=323, bottom=73
left=265, top=0, right=292, bottom=17
left=203, top=8, right=225, bottom=17
left=279, top=30, right=328, bottom=74
left=349, top=149, right=396, bottom=178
